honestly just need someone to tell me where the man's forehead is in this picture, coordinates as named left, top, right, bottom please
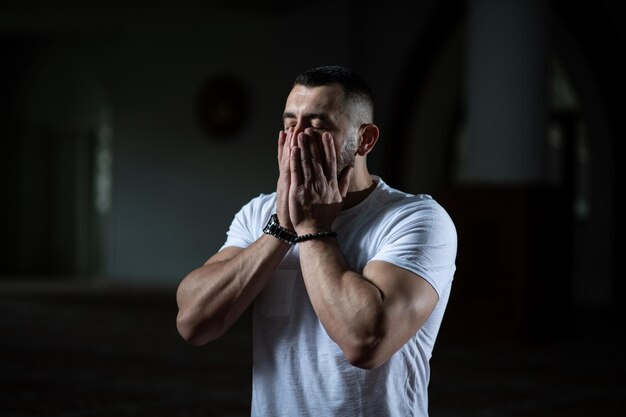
left=284, top=84, right=345, bottom=114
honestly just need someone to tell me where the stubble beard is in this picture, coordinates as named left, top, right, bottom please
left=338, top=132, right=358, bottom=174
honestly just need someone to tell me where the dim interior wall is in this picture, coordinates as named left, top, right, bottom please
left=357, top=0, right=441, bottom=178
left=0, top=1, right=451, bottom=284
left=100, top=9, right=356, bottom=283
left=98, top=3, right=444, bottom=284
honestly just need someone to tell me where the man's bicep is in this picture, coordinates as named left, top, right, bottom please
left=363, top=260, right=439, bottom=342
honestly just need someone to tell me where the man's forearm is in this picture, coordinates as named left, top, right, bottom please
left=176, top=235, right=290, bottom=345
left=298, top=238, right=386, bottom=366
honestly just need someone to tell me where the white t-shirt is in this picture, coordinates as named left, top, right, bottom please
left=221, top=177, right=457, bottom=417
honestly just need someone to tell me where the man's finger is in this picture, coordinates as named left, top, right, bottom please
left=303, top=129, right=326, bottom=179
left=297, top=133, right=313, bottom=182
left=304, top=128, right=323, bottom=164
left=279, top=131, right=293, bottom=174
left=322, top=132, right=338, bottom=180
left=290, top=146, right=303, bottom=186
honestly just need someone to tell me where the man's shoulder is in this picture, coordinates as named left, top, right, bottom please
left=375, top=179, right=441, bottom=214
left=234, top=192, right=277, bottom=222
left=245, top=191, right=276, bottom=206
left=373, top=182, right=455, bottom=233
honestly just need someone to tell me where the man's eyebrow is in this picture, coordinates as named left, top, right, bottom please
left=282, top=112, right=331, bottom=122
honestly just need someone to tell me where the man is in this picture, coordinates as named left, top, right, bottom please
left=176, top=66, right=457, bottom=416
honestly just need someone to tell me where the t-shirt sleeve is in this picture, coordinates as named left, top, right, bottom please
left=369, top=200, right=457, bottom=298
left=220, top=194, right=275, bottom=251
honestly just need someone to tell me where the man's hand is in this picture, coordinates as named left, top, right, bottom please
left=276, top=130, right=294, bottom=230
left=289, top=130, right=353, bottom=234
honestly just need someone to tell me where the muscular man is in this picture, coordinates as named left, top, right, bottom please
left=176, top=65, right=457, bottom=416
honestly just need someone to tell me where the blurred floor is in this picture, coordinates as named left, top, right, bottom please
left=1, top=280, right=624, bottom=417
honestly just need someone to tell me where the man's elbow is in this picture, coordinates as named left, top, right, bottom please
left=343, top=336, right=388, bottom=370
left=176, top=310, right=223, bottom=346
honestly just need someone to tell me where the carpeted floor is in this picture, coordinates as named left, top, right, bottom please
left=1, top=280, right=624, bottom=417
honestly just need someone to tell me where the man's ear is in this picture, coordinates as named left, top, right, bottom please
left=356, top=124, right=380, bottom=156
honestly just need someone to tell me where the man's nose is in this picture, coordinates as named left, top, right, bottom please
left=290, top=122, right=310, bottom=142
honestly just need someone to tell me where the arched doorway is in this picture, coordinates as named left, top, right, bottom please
left=1, top=40, right=112, bottom=279
left=390, top=1, right=619, bottom=341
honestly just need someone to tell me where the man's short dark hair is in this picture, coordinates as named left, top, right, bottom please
left=294, top=65, right=374, bottom=122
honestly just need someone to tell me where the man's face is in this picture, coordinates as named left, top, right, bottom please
left=282, top=84, right=358, bottom=172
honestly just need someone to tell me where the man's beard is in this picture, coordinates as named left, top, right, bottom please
left=338, top=132, right=358, bottom=173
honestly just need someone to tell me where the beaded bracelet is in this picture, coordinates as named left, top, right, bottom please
left=294, top=231, right=337, bottom=243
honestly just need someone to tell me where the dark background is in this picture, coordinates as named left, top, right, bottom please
left=2, top=0, right=624, bottom=415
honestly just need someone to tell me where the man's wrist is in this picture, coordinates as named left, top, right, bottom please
left=264, top=215, right=338, bottom=245
left=294, top=231, right=337, bottom=244
left=263, top=214, right=297, bottom=245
